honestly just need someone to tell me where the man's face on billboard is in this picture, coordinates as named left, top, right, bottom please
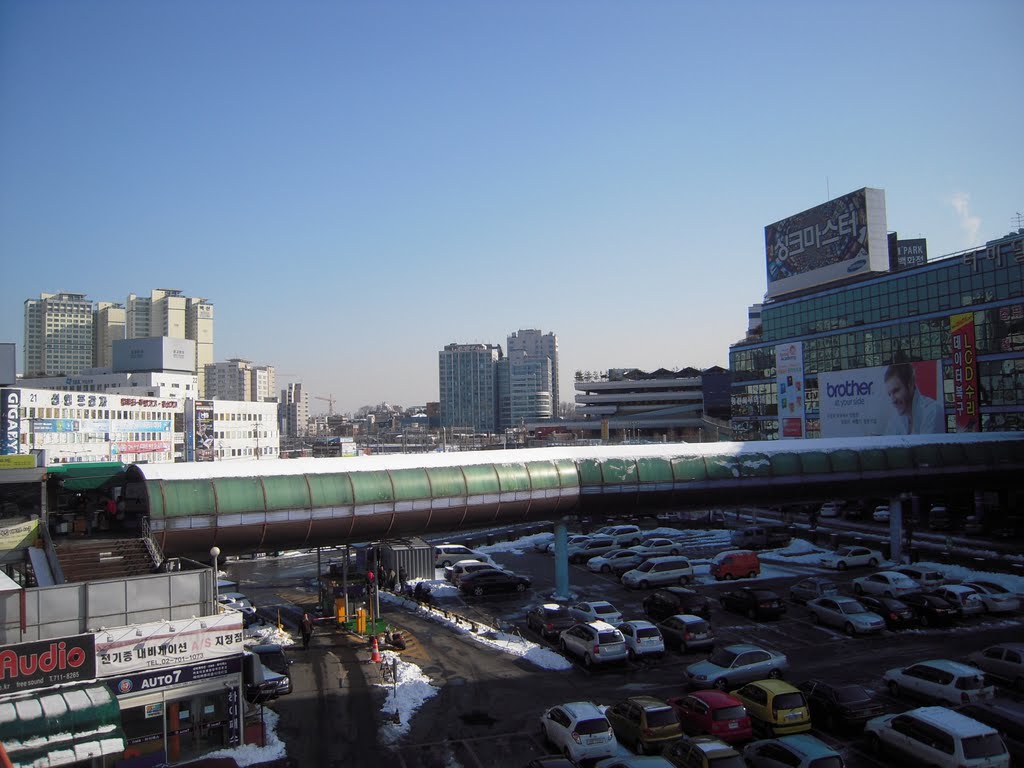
left=886, top=374, right=913, bottom=415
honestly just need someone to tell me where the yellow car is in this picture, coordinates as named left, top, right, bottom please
left=730, top=679, right=810, bottom=736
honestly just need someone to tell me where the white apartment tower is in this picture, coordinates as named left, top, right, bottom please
left=205, top=359, right=275, bottom=402
left=279, top=382, right=310, bottom=437
left=507, top=329, right=559, bottom=418
left=127, top=289, right=214, bottom=395
left=94, top=302, right=127, bottom=369
left=23, top=292, right=95, bottom=376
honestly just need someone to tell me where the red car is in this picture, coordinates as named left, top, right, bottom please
left=667, top=690, right=753, bottom=744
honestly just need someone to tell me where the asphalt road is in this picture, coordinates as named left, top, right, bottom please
left=226, top=538, right=1024, bottom=768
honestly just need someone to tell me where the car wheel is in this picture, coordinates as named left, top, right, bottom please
left=601, top=564, right=611, bottom=573
left=628, top=648, right=638, bottom=661
left=441, top=560, right=452, bottom=568
left=635, top=737, right=647, bottom=755
left=844, top=622, right=856, bottom=636
left=767, top=668, right=781, bottom=679
left=714, top=677, right=729, bottom=690
left=854, top=583, right=864, bottom=595
left=516, top=583, right=526, bottom=592
left=811, top=612, right=820, bottom=624
left=473, top=586, right=484, bottom=597
left=825, top=712, right=836, bottom=732
left=720, top=597, right=728, bottom=608
left=671, top=548, right=680, bottom=555
left=869, top=557, right=879, bottom=567
left=888, top=681, right=900, bottom=697
left=639, top=580, right=650, bottom=590
left=867, top=733, right=882, bottom=756
left=1015, top=676, right=1024, bottom=692
left=837, top=561, right=847, bottom=571
left=920, top=614, right=930, bottom=627
left=631, top=538, right=641, bottom=546
left=747, top=571, right=757, bottom=579
left=583, top=653, right=593, bottom=668
left=884, top=591, right=894, bottom=598
left=559, top=639, right=568, bottom=653
left=724, top=573, right=734, bottom=581
left=747, top=608, right=757, bottom=620
left=563, top=746, right=574, bottom=760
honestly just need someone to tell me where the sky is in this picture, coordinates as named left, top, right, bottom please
left=2, top=1, right=1022, bottom=415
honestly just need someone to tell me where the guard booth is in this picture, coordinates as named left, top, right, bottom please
left=376, top=537, right=434, bottom=586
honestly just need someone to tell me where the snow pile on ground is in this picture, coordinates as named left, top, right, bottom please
left=376, top=650, right=440, bottom=744
left=203, top=708, right=286, bottom=766
left=245, top=620, right=295, bottom=646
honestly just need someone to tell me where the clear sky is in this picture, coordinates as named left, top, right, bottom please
left=2, top=1, right=1021, bottom=416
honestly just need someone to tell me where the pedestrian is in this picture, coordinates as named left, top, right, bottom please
left=387, top=568, right=397, bottom=592
left=398, top=566, right=407, bottom=592
left=300, top=612, right=314, bottom=650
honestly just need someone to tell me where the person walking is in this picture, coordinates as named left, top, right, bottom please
left=300, top=612, right=314, bottom=650
left=398, top=566, right=407, bottom=592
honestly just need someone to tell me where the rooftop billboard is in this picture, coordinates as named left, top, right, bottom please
left=765, top=187, right=889, bottom=298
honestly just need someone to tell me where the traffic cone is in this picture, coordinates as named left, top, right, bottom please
left=370, top=635, right=382, bottom=664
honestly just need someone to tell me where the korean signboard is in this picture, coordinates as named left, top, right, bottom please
left=94, top=613, right=244, bottom=677
left=0, top=519, right=39, bottom=554
left=894, top=238, right=928, bottom=270
left=107, top=656, right=243, bottom=697
left=950, top=313, right=980, bottom=432
left=765, top=188, right=889, bottom=298
left=819, top=361, right=945, bottom=438
left=775, top=342, right=805, bottom=439
left=0, top=633, right=96, bottom=695
left=194, top=400, right=215, bottom=462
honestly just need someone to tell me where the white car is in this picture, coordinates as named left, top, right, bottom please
left=895, top=566, right=947, bottom=590
left=819, top=501, right=843, bottom=518
left=587, top=549, right=645, bottom=575
left=819, top=545, right=883, bottom=571
left=864, top=706, right=1011, bottom=768
left=882, top=659, right=995, bottom=705
left=966, top=642, right=1024, bottom=689
left=628, top=537, right=682, bottom=558
left=931, top=585, right=985, bottom=617
left=559, top=621, right=629, bottom=667
left=545, top=533, right=593, bottom=554
left=446, top=559, right=502, bottom=585
left=616, top=620, right=665, bottom=660
left=568, top=600, right=623, bottom=625
left=433, top=543, right=481, bottom=568
left=540, top=701, right=618, bottom=762
left=852, top=571, right=919, bottom=597
left=873, top=505, right=891, bottom=522
left=806, top=596, right=886, bottom=635
left=567, top=536, right=618, bottom=563
left=602, top=524, right=644, bottom=547
left=962, top=580, right=1021, bottom=613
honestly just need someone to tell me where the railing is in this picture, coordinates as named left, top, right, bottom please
left=38, top=523, right=66, bottom=585
left=140, top=516, right=166, bottom=570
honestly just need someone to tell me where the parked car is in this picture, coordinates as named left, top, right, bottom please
left=883, top=659, right=994, bottom=705
left=531, top=533, right=555, bottom=553
left=457, top=568, right=531, bottom=597
left=559, top=621, right=629, bottom=668
left=852, top=570, right=919, bottom=597
left=818, top=501, right=843, bottom=518
left=595, top=758, right=677, bottom=768
left=662, top=736, right=745, bottom=768
left=864, top=705, right=1010, bottom=768
left=621, top=556, right=694, bottom=589
left=434, top=543, right=481, bottom=568
left=218, top=592, right=257, bottom=626
left=685, top=644, right=789, bottom=691
left=629, top=537, right=683, bottom=558
left=667, top=690, right=753, bottom=744
left=539, top=701, right=618, bottom=763
left=819, top=546, right=883, bottom=571
left=795, top=679, right=886, bottom=732
left=657, top=614, right=714, bottom=654
left=719, top=588, right=786, bottom=620
left=856, top=595, right=917, bottom=629
left=729, top=524, right=791, bottom=550
left=617, top=620, right=665, bottom=660
left=447, top=559, right=503, bottom=585
left=730, top=680, right=811, bottom=737
left=643, top=587, right=712, bottom=621
left=805, top=596, right=886, bottom=636
left=966, top=642, right=1024, bottom=690
left=955, top=699, right=1024, bottom=767
left=605, top=695, right=682, bottom=755
left=250, top=643, right=293, bottom=696
left=546, top=533, right=593, bottom=554
left=788, top=577, right=839, bottom=605
left=896, top=565, right=948, bottom=590
left=931, top=585, right=985, bottom=617
left=569, top=600, right=623, bottom=625
left=526, top=603, right=576, bottom=640
left=873, top=505, right=891, bottom=522
left=899, top=591, right=961, bottom=627
left=603, top=524, right=645, bottom=547
left=710, top=550, right=760, bottom=581
left=743, top=734, right=845, bottom=768
left=568, top=536, right=618, bottom=563
left=588, top=548, right=646, bottom=575
left=962, top=581, right=1021, bottom=614
left=527, top=758, right=577, bottom=768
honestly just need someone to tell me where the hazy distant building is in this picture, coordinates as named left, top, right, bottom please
left=128, top=289, right=214, bottom=396
left=279, top=382, right=310, bottom=437
left=499, top=351, right=553, bottom=428
left=23, top=292, right=95, bottom=376
left=94, top=302, right=127, bottom=368
left=438, top=343, right=503, bottom=433
left=205, top=358, right=276, bottom=402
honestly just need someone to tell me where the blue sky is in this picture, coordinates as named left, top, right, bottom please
left=2, top=1, right=1021, bottom=415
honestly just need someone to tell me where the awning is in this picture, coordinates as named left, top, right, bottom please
left=0, top=684, right=125, bottom=767
left=46, top=462, right=127, bottom=492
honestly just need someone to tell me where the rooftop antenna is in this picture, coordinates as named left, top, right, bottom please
left=1012, top=212, right=1024, bottom=231
left=826, top=177, right=830, bottom=201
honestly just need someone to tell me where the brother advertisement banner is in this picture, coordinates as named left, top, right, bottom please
left=950, top=313, right=980, bottom=432
left=819, top=361, right=945, bottom=438
left=775, top=342, right=805, bottom=439
left=94, top=613, right=244, bottom=677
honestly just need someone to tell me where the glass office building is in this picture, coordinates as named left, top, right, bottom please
left=730, top=228, right=1024, bottom=441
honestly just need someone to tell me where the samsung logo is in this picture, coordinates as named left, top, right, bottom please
left=847, top=258, right=867, bottom=273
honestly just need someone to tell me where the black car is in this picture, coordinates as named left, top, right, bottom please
left=719, top=588, right=786, bottom=620
left=642, top=587, right=712, bottom=621
left=955, top=700, right=1024, bottom=768
left=796, top=679, right=886, bottom=732
left=250, top=643, right=293, bottom=696
left=526, top=603, right=575, bottom=639
left=900, top=591, right=961, bottom=626
left=458, top=569, right=531, bottom=596
left=857, top=595, right=916, bottom=629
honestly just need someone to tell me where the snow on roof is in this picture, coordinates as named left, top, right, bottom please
left=129, top=432, right=1023, bottom=482
left=910, top=706, right=997, bottom=735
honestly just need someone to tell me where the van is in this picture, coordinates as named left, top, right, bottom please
left=710, top=550, right=760, bottom=581
left=865, top=706, right=1010, bottom=767
left=621, top=556, right=694, bottom=589
left=434, top=543, right=483, bottom=568
left=729, top=524, right=791, bottom=550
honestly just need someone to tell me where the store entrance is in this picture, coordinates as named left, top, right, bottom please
left=167, top=690, right=232, bottom=763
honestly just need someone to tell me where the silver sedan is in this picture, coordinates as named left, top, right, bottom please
left=806, top=596, right=886, bottom=635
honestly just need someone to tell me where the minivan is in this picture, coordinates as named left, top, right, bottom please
left=730, top=524, right=791, bottom=550
left=621, top=556, right=694, bottom=589
left=865, top=706, right=1010, bottom=767
left=434, top=543, right=484, bottom=568
left=710, top=550, right=760, bottom=581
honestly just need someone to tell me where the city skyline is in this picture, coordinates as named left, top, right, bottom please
left=2, top=2, right=1021, bottom=414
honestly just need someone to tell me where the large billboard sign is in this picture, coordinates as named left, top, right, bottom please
left=765, top=188, right=889, bottom=298
left=94, top=613, right=244, bottom=677
left=819, top=361, right=945, bottom=438
left=1, top=389, right=21, bottom=455
left=775, top=342, right=805, bottom=439
left=0, top=633, right=96, bottom=695
left=950, top=313, right=980, bottom=432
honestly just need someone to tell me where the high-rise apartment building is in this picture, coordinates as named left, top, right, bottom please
left=279, top=382, right=310, bottom=437
left=23, top=292, right=94, bottom=376
left=507, top=329, right=559, bottom=412
left=205, top=359, right=275, bottom=402
left=94, top=302, right=127, bottom=369
left=128, top=289, right=214, bottom=395
left=438, top=343, right=503, bottom=433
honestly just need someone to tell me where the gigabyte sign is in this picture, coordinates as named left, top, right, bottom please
left=0, top=634, right=96, bottom=694
left=1, top=389, right=20, bottom=456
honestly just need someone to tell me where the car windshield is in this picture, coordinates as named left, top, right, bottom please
left=593, top=604, right=617, bottom=615
left=833, top=685, right=870, bottom=703
left=645, top=707, right=677, bottom=727
left=772, top=692, right=805, bottom=710
left=840, top=601, right=868, bottom=614
left=709, top=648, right=739, bottom=667
left=257, top=650, right=288, bottom=675
left=575, top=717, right=610, bottom=735
left=712, top=705, right=746, bottom=721
left=962, top=733, right=1007, bottom=759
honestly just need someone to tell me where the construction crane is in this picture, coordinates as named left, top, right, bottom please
left=315, top=394, right=336, bottom=416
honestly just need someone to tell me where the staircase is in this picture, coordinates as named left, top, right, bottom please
left=53, top=537, right=159, bottom=583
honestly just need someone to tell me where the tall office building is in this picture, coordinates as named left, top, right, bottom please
left=507, top=329, right=559, bottom=412
left=94, top=302, right=127, bottom=369
left=499, top=351, right=553, bottom=428
left=279, top=382, right=310, bottom=437
left=127, top=289, right=214, bottom=395
left=205, top=359, right=275, bottom=402
left=23, top=292, right=94, bottom=376
left=438, top=343, right=503, bottom=433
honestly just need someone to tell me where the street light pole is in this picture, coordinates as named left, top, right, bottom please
left=210, top=546, right=221, bottom=604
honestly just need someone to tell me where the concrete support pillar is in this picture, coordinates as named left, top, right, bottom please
left=889, top=498, right=903, bottom=564
left=553, top=518, right=571, bottom=600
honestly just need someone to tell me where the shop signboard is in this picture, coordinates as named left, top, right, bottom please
left=775, top=342, right=805, bottom=439
left=819, top=361, right=945, bottom=437
left=0, top=518, right=39, bottom=555
left=95, top=613, right=244, bottom=677
left=1, top=388, right=21, bottom=455
left=950, top=313, right=980, bottom=432
left=107, top=656, right=243, bottom=696
left=194, top=400, right=214, bottom=462
left=0, top=633, right=96, bottom=695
